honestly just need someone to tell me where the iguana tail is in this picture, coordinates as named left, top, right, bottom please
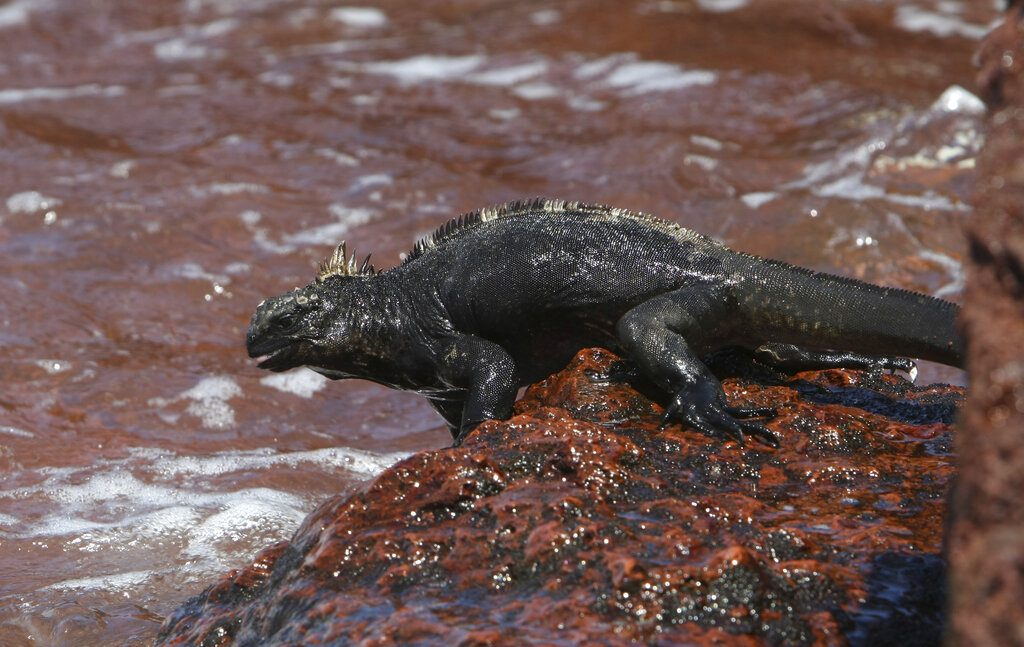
left=730, top=256, right=963, bottom=367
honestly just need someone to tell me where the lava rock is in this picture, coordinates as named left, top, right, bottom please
left=948, top=6, right=1024, bottom=645
left=156, top=348, right=962, bottom=646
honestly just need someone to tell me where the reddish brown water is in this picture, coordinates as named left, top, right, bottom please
left=0, top=1, right=995, bottom=645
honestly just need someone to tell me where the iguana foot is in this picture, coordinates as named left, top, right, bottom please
left=753, top=343, right=917, bottom=382
left=873, top=357, right=917, bottom=382
left=587, top=360, right=639, bottom=383
left=659, top=383, right=778, bottom=448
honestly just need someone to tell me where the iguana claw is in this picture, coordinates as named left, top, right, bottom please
left=659, top=385, right=779, bottom=448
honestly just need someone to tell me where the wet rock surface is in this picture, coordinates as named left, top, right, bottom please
left=157, top=349, right=962, bottom=645
left=948, top=6, right=1024, bottom=645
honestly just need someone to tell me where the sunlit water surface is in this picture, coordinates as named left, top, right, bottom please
left=0, top=0, right=998, bottom=644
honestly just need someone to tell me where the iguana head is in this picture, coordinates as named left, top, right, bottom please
left=246, top=243, right=380, bottom=376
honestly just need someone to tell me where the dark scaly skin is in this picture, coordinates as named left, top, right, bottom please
left=246, top=199, right=963, bottom=448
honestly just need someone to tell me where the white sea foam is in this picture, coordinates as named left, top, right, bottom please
left=514, top=82, right=561, bottom=100
left=0, top=425, right=33, bottom=438
left=183, top=376, right=242, bottom=429
left=239, top=209, right=299, bottom=255
left=46, top=570, right=154, bottom=592
left=488, top=107, right=520, bottom=120
left=239, top=209, right=262, bottom=225
left=151, top=446, right=407, bottom=479
left=42, top=476, right=299, bottom=531
left=349, top=174, right=393, bottom=192
left=149, top=376, right=242, bottom=429
left=284, top=205, right=375, bottom=245
left=354, top=54, right=485, bottom=83
left=894, top=6, right=988, bottom=39
left=191, top=182, right=270, bottom=197
left=184, top=499, right=307, bottom=556
left=0, top=442, right=407, bottom=595
left=211, top=181, right=269, bottom=194
left=316, top=147, right=360, bottom=166
left=285, top=223, right=351, bottom=245
left=577, top=53, right=718, bottom=97
left=0, top=84, right=125, bottom=105
left=531, top=9, right=561, bottom=25
left=165, top=261, right=230, bottom=285
left=6, top=191, right=61, bottom=214
left=193, top=17, right=238, bottom=38
left=260, top=368, right=329, bottom=398
left=260, top=71, right=295, bottom=87
left=696, top=0, right=749, bottom=12
left=683, top=154, right=718, bottom=171
left=155, top=37, right=208, bottom=61
left=350, top=93, right=379, bottom=106
left=29, top=491, right=291, bottom=588
left=109, top=160, right=135, bottom=178
left=154, top=18, right=238, bottom=61
left=330, top=7, right=387, bottom=28
left=252, top=229, right=296, bottom=255
left=469, top=60, right=549, bottom=86
left=34, top=359, right=70, bottom=374
left=574, top=54, right=625, bottom=80
left=604, top=60, right=716, bottom=94
left=339, top=51, right=713, bottom=106
left=0, top=0, right=47, bottom=28
left=2, top=445, right=406, bottom=539
left=741, top=192, right=777, bottom=209
left=157, top=83, right=206, bottom=97
left=690, top=134, right=725, bottom=151
left=570, top=96, right=607, bottom=112
left=65, top=506, right=201, bottom=552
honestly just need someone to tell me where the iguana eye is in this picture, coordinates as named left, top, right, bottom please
left=274, top=313, right=297, bottom=330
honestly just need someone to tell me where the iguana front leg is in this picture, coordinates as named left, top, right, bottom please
left=438, top=335, right=519, bottom=445
left=617, top=284, right=778, bottom=447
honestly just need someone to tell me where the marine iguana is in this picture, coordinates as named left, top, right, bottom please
left=246, top=199, right=962, bottom=447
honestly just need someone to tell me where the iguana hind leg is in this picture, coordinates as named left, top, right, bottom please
left=616, top=284, right=778, bottom=448
left=751, top=343, right=917, bottom=380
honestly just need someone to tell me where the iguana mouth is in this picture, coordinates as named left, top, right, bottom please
left=255, top=347, right=298, bottom=371
left=248, top=340, right=298, bottom=371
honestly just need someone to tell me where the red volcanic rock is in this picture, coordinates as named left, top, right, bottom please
left=157, top=349, right=961, bottom=646
left=948, top=6, right=1024, bottom=645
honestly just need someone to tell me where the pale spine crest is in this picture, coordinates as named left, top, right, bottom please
left=402, top=197, right=698, bottom=265
left=317, top=242, right=376, bottom=281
